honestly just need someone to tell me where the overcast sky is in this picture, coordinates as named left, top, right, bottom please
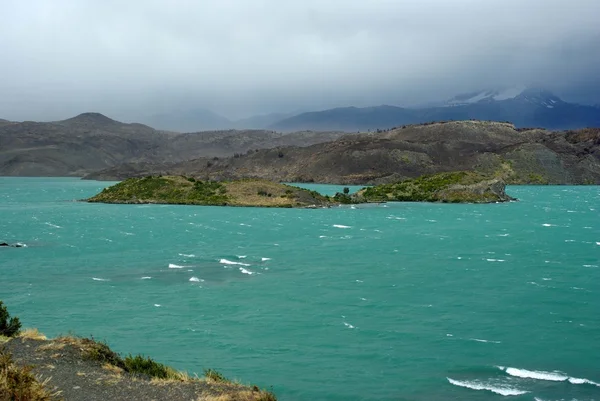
left=1, top=0, right=599, bottom=121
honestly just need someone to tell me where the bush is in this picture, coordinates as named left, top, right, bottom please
left=343, top=187, right=350, bottom=194
left=124, top=354, right=170, bottom=379
left=204, top=368, right=229, bottom=383
left=0, top=301, right=21, bottom=337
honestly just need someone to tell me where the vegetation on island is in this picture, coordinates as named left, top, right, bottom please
left=353, top=171, right=514, bottom=203
left=0, top=300, right=277, bottom=400
left=87, top=175, right=333, bottom=208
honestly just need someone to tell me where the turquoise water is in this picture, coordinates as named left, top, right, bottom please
left=1, top=178, right=599, bottom=401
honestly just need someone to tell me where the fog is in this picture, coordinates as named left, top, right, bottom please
left=1, top=0, right=599, bottom=121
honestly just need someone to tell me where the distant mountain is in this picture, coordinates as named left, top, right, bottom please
left=270, top=88, right=600, bottom=132
left=141, top=108, right=232, bottom=132
left=270, top=105, right=416, bottom=132
left=232, top=113, right=294, bottom=130
left=0, top=112, right=344, bottom=176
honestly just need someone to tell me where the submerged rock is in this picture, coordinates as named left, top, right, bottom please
left=0, top=242, right=23, bottom=248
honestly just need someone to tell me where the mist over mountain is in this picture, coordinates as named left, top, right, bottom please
left=269, top=88, right=600, bottom=132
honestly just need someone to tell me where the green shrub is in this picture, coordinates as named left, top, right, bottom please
left=204, top=368, right=229, bottom=383
left=0, top=301, right=21, bottom=337
left=124, top=354, right=170, bottom=379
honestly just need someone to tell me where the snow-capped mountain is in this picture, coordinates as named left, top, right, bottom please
left=446, top=86, right=528, bottom=106
left=445, top=86, right=568, bottom=108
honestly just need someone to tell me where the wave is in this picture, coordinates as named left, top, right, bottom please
left=237, top=255, right=247, bottom=259
left=239, top=267, right=255, bottom=275
left=470, top=338, right=502, bottom=344
left=45, top=222, right=62, bottom=228
left=343, top=322, right=355, bottom=329
left=92, top=277, right=109, bottom=281
left=220, top=259, right=250, bottom=266
left=141, top=276, right=152, bottom=280
left=498, top=367, right=600, bottom=387
left=447, top=378, right=528, bottom=396
left=178, top=253, right=196, bottom=258
left=168, top=263, right=185, bottom=269
left=189, top=277, right=203, bottom=282
left=261, top=257, right=271, bottom=261
left=333, top=224, right=351, bottom=229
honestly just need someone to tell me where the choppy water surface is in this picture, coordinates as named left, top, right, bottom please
left=1, top=178, right=599, bottom=401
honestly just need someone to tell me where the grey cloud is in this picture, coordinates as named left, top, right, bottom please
left=1, top=0, right=599, bottom=120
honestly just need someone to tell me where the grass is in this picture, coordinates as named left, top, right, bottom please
left=0, top=347, right=58, bottom=401
left=18, top=328, right=47, bottom=341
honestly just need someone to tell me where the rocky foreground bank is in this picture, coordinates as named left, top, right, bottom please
left=1, top=332, right=276, bottom=401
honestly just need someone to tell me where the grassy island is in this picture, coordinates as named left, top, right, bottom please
left=87, top=176, right=333, bottom=208
left=354, top=171, right=514, bottom=203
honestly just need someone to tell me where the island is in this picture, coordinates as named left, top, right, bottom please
left=86, top=172, right=515, bottom=207
left=345, top=171, right=515, bottom=204
left=87, top=176, right=334, bottom=208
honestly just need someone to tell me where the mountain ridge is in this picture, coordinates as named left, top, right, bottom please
left=0, top=112, right=345, bottom=177
left=84, top=121, right=600, bottom=185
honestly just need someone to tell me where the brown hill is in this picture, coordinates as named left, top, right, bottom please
left=0, top=113, right=344, bottom=176
left=84, top=121, right=600, bottom=185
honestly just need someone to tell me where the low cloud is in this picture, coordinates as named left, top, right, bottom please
left=1, top=0, right=599, bottom=120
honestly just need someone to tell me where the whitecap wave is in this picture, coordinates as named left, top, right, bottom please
left=542, top=223, right=555, bottom=227
left=500, top=367, right=567, bottom=381
left=470, top=338, right=501, bottom=344
left=237, top=255, right=247, bottom=259
left=568, top=377, right=600, bottom=387
left=500, top=366, right=600, bottom=387
left=92, top=277, right=109, bottom=281
left=261, top=257, right=271, bottom=261
left=239, top=267, right=255, bottom=275
left=189, top=277, right=204, bottom=282
left=333, top=224, right=351, bottom=229
left=447, top=378, right=528, bottom=396
left=141, top=276, right=152, bottom=280
left=220, top=258, right=250, bottom=266
left=168, top=263, right=185, bottom=269
left=486, top=259, right=506, bottom=262
left=179, top=253, right=196, bottom=258
left=45, top=222, right=62, bottom=228
left=154, top=304, right=161, bottom=307
left=343, top=322, right=355, bottom=329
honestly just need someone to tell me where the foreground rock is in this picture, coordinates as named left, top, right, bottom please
left=353, top=171, right=515, bottom=203
left=2, top=332, right=276, bottom=401
left=87, top=176, right=335, bottom=208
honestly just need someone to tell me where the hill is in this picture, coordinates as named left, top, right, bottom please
left=270, top=89, right=600, bottom=132
left=87, top=176, right=334, bottom=208
left=85, top=121, right=600, bottom=185
left=0, top=113, right=344, bottom=176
